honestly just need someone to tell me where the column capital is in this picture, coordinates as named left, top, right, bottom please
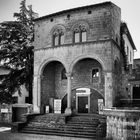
left=66, top=72, right=72, bottom=78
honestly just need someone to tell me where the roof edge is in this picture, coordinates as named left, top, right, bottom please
left=34, top=1, right=115, bottom=22
left=121, top=22, right=136, bottom=50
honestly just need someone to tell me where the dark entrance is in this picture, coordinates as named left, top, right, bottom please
left=133, top=86, right=140, bottom=107
left=78, top=96, right=88, bottom=113
left=12, top=107, right=27, bottom=122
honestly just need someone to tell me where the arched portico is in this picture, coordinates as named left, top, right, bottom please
left=33, top=58, right=67, bottom=113
left=67, top=57, right=105, bottom=114
left=65, top=55, right=113, bottom=113
left=33, top=55, right=114, bottom=113
left=38, top=57, right=67, bottom=76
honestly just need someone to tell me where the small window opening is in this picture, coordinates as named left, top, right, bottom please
left=92, top=68, right=100, bottom=83
left=67, top=14, right=70, bottom=19
left=88, top=10, right=92, bottom=14
left=92, top=69, right=99, bottom=78
left=50, top=18, right=53, bottom=22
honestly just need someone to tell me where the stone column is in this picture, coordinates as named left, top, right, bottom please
left=65, top=72, right=72, bottom=114
left=33, top=75, right=41, bottom=113
left=105, top=72, right=113, bottom=108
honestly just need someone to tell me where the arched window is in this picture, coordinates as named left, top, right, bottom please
left=54, top=34, right=59, bottom=46
left=61, top=68, right=67, bottom=80
left=53, top=29, right=64, bottom=46
left=73, top=25, right=87, bottom=43
left=81, top=30, right=87, bottom=42
left=74, top=31, right=80, bottom=43
left=60, top=33, right=64, bottom=45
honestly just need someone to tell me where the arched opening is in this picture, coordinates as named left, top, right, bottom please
left=71, top=58, right=104, bottom=90
left=41, top=61, right=66, bottom=113
left=69, top=58, right=104, bottom=114
left=62, top=88, right=104, bottom=114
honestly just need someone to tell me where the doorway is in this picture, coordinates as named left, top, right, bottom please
left=76, top=88, right=90, bottom=113
left=133, top=86, right=140, bottom=107
left=78, top=96, right=88, bottom=113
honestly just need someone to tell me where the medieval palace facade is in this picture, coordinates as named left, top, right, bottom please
left=33, top=2, right=136, bottom=114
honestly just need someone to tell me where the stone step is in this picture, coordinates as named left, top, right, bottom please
left=67, top=120, right=98, bottom=125
left=26, top=124, right=97, bottom=133
left=18, top=114, right=106, bottom=139
left=21, top=126, right=97, bottom=139
left=65, top=124, right=97, bottom=129
left=68, top=116, right=99, bottom=120
left=27, top=121, right=97, bottom=129
left=67, top=117, right=99, bottom=123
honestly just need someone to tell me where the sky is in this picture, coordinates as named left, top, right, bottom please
left=0, top=0, right=140, bottom=58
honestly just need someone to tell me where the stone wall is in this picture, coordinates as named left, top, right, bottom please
left=41, top=58, right=104, bottom=113
left=34, top=41, right=112, bottom=76
left=34, top=2, right=121, bottom=50
left=0, top=104, right=12, bottom=123
left=104, top=108, right=140, bottom=140
left=33, top=2, right=122, bottom=112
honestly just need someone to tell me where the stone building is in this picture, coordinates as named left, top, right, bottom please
left=33, top=2, right=136, bottom=114
left=128, top=58, right=140, bottom=106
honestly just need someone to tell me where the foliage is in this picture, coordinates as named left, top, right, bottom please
left=0, top=0, right=38, bottom=103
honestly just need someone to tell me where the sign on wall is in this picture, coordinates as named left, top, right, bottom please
left=98, top=99, right=104, bottom=114
left=1, top=108, right=9, bottom=113
left=54, top=99, right=61, bottom=114
left=45, top=106, right=49, bottom=113
left=76, top=88, right=91, bottom=95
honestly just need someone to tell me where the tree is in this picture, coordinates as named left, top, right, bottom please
left=0, top=0, right=38, bottom=103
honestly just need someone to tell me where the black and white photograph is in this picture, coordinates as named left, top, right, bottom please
left=0, top=0, right=140, bottom=139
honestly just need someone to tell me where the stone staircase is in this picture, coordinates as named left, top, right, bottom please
left=14, top=113, right=106, bottom=139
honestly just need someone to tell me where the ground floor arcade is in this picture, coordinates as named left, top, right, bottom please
left=33, top=57, right=114, bottom=114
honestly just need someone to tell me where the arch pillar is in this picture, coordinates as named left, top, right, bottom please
left=65, top=72, right=72, bottom=114
left=33, top=74, right=41, bottom=113
left=104, top=71, right=113, bottom=108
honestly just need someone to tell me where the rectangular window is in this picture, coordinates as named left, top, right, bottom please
left=81, top=31, right=87, bottom=42
left=92, top=68, right=100, bottom=83
left=92, top=69, right=99, bottom=77
left=74, top=32, right=80, bottom=43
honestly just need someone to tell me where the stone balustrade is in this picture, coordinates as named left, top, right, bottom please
left=103, top=108, right=140, bottom=140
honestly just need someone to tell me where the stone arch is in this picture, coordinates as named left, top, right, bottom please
left=61, top=87, right=104, bottom=114
left=50, top=24, right=66, bottom=46
left=69, top=54, right=107, bottom=73
left=71, top=20, right=89, bottom=42
left=38, top=57, right=67, bottom=76
left=71, top=20, right=90, bottom=32
left=39, top=58, right=67, bottom=113
left=50, top=24, right=66, bottom=35
left=71, top=85, right=104, bottom=98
